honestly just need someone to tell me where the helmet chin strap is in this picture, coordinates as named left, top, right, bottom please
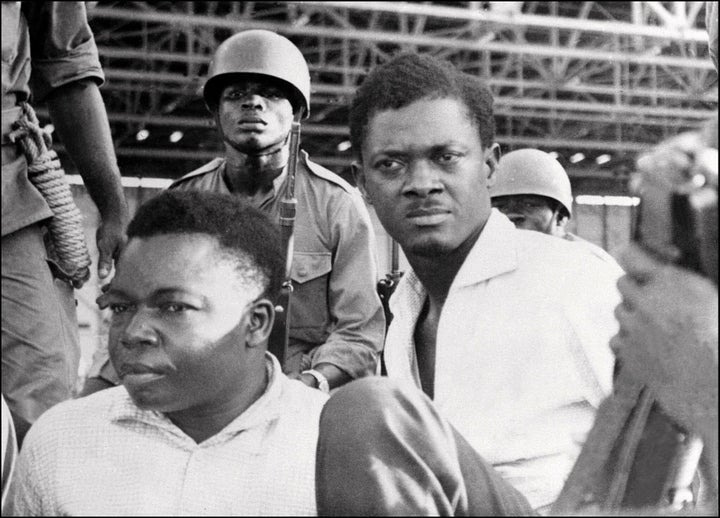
left=219, top=126, right=289, bottom=163
left=245, top=144, right=286, bottom=159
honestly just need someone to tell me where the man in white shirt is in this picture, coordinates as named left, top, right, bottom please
left=318, top=53, right=622, bottom=514
left=10, top=191, right=327, bottom=516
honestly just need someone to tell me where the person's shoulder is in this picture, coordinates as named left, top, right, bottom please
left=169, top=158, right=225, bottom=189
left=513, top=226, right=575, bottom=256
left=301, top=152, right=357, bottom=196
left=279, top=376, right=329, bottom=415
left=514, top=228, right=622, bottom=278
left=565, top=233, right=622, bottom=269
left=22, top=387, right=127, bottom=449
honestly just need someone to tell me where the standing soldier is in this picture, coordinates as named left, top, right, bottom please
left=84, top=30, right=384, bottom=394
left=2, top=2, right=128, bottom=445
left=490, top=148, right=618, bottom=264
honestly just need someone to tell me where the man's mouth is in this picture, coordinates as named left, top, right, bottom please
left=406, top=207, right=451, bottom=226
left=118, top=363, right=169, bottom=384
left=238, top=118, right=267, bottom=126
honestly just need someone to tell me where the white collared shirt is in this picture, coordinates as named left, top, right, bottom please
left=384, top=209, right=623, bottom=511
left=11, top=354, right=327, bottom=516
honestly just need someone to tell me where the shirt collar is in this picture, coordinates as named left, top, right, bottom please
left=265, top=149, right=312, bottom=201
left=389, top=209, right=520, bottom=316
left=109, top=353, right=286, bottom=446
left=451, top=209, right=519, bottom=289
left=217, top=159, right=289, bottom=204
left=270, top=165, right=289, bottom=199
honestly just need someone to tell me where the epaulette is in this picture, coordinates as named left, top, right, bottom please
left=169, top=157, right=225, bottom=188
left=301, top=151, right=355, bottom=194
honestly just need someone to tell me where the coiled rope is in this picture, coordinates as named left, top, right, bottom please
left=8, top=102, right=91, bottom=288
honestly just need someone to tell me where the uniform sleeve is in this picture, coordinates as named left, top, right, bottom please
left=310, top=192, right=386, bottom=378
left=23, top=1, right=104, bottom=102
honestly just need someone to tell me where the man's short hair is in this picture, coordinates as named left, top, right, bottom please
left=127, top=190, right=284, bottom=301
left=349, top=53, right=495, bottom=157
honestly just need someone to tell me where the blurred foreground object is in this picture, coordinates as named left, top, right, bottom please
left=553, top=118, right=718, bottom=515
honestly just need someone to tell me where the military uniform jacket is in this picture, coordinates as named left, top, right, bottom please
left=170, top=151, right=385, bottom=379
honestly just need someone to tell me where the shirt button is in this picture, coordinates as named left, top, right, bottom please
left=298, top=267, right=307, bottom=276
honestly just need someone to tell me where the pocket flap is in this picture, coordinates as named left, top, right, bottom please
left=291, top=252, right=332, bottom=284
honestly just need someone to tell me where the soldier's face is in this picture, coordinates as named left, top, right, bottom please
left=216, top=78, right=294, bottom=155
left=491, top=195, right=563, bottom=236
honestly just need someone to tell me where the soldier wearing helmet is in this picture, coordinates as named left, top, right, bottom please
left=83, top=30, right=385, bottom=395
left=490, top=148, right=618, bottom=264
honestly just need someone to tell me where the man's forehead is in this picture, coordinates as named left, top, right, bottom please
left=369, top=95, right=471, bottom=120
left=364, top=97, right=481, bottom=151
left=117, top=234, right=226, bottom=274
left=222, top=76, right=285, bottom=91
left=491, top=194, right=554, bottom=207
left=112, top=234, right=257, bottom=300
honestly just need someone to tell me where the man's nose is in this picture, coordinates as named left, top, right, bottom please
left=403, top=160, right=444, bottom=197
left=241, top=93, right=266, bottom=110
left=120, top=309, right=159, bottom=349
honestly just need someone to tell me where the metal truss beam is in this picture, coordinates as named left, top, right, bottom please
left=82, top=1, right=717, bottom=190
left=96, top=46, right=719, bottom=104
left=90, top=7, right=714, bottom=69
left=300, top=1, right=710, bottom=41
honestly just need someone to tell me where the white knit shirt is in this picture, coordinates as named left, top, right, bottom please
left=11, top=354, right=328, bottom=516
left=384, top=210, right=623, bottom=511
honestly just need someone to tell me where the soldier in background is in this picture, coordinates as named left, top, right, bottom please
left=490, top=148, right=618, bottom=264
left=83, top=30, right=384, bottom=395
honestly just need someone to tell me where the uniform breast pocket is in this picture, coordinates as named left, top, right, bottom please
left=289, top=252, right=332, bottom=345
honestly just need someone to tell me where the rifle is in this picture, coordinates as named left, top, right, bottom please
left=267, top=111, right=303, bottom=370
left=377, top=239, right=403, bottom=328
left=552, top=121, right=718, bottom=514
left=376, top=239, right=403, bottom=376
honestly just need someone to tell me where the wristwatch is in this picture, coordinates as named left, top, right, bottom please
left=302, top=369, right=330, bottom=394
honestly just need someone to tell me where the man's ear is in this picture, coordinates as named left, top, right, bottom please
left=555, top=209, right=570, bottom=228
left=245, top=299, right=275, bottom=349
left=351, top=160, right=372, bottom=205
left=484, top=143, right=501, bottom=188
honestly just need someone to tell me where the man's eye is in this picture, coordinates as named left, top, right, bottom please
left=374, top=159, right=404, bottom=172
left=109, top=303, right=131, bottom=314
left=162, top=303, right=188, bottom=313
left=263, top=89, right=284, bottom=99
left=225, top=90, right=246, bottom=100
left=436, top=152, right=461, bottom=164
left=520, top=200, right=546, bottom=211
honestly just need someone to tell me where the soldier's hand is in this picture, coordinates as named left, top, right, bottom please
left=96, top=218, right=127, bottom=280
left=96, top=282, right=112, bottom=309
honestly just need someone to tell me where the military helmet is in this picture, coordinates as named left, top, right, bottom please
left=490, top=148, right=574, bottom=216
left=203, top=30, right=311, bottom=117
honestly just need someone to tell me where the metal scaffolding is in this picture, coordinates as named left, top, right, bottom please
left=66, top=1, right=717, bottom=193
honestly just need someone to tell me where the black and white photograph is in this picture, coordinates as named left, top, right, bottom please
left=1, top=1, right=717, bottom=515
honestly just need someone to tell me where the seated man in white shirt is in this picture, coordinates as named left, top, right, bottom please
left=317, top=53, right=623, bottom=515
left=10, top=190, right=327, bottom=516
